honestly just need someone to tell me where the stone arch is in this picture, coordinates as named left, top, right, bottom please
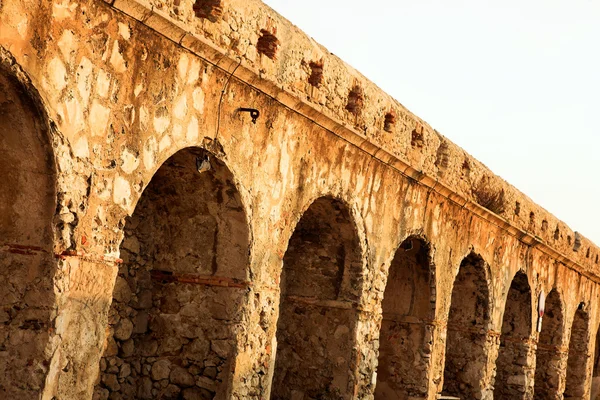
left=564, top=305, right=591, bottom=398
left=442, top=252, right=492, bottom=398
left=374, top=235, right=435, bottom=399
left=533, top=289, right=565, bottom=398
left=94, top=147, right=251, bottom=400
left=494, top=270, right=534, bottom=399
left=0, top=64, right=57, bottom=397
left=271, top=196, right=364, bottom=399
left=591, top=321, right=600, bottom=400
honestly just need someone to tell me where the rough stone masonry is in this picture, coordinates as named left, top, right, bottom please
left=1, top=0, right=600, bottom=399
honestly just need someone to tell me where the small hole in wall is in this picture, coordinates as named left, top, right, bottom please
left=541, top=219, right=548, bottom=232
left=461, top=159, right=471, bottom=172
left=434, top=140, right=450, bottom=175
left=193, top=0, right=223, bottom=22
left=596, top=254, right=598, bottom=264
left=308, top=60, right=324, bottom=87
left=567, top=236, right=572, bottom=246
left=514, top=202, right=521, bottom=216
left=411, top=124, right=425, bottom=148
left=586, top=248, right=590, bottom=258
left=345, top=85, right=364, bottom=116
left=554, top=227, right=560, bottom=240
left=528, top=212, right=535, bottom=229
left=383, top=110, right=397, bottom=132
left=257, top=29, right=280, bottom=60
left=573, top=232, right=581, bottom=252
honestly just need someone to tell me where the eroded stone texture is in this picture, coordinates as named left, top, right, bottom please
left=565, top=308, right=591, bottom=399
left=2, top=0, right=600, bottom=399
left=442, top=253, right=492, bottom=399
left=271, top=198, right=362, bottom=400
left=375, top=237, right=434, bottom=399
left=94, top=148, right=249, bottom=400
left=0, top=67, right=57, bottom=399
left=494, top=272, right=534, bottom=399
left=533, top=289, right=566, bottom=399
left=591, top=334, right=600, bottom=400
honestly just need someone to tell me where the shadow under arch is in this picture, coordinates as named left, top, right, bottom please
left=95, top=147, right=251, bottom=399
left=271, top=196, right=364, bottom=399
left=564, top=303, right=591, bottom=398
left=374, top=235, right=436, bottom=399
left=533, top=288, right=566, bottom=398
left=0, top=60, right=58, bottom=397
left=591, top=319, right=600, bottom=399
left=494, top=270, right=534, bottom=399
left=442, top=252, right=492, bottom=398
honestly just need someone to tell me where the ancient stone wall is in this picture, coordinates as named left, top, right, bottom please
left=533, top=289, right=566, bottom=398
left=94, top=148, right=250, bottom=400
left=375, top=237, right=434, bottom=399
left=272, top=198, right=362, bottom=400
left=0, top=64, right=57, bottom=399
left=1, top=0, right=600, bottom=399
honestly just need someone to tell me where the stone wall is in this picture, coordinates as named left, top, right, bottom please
left=0, top=65, right=57, bottom=399
left=494, top=272, right=534, bottom=399
left=533, top=290, right=566, bottom=398
left=442, top=254, right=493, bottom=398
left=272, top=198, right=362, bottom=400
left=565, top=308, right=591, bottom=398
left=1, top=0, right=600, bottom=399
left=94, top=148, right=249, bottom=400
left=375, top=237, right=434, bottom=399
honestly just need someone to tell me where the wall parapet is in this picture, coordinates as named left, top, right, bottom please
left=104, top=0, right=599, bottom=281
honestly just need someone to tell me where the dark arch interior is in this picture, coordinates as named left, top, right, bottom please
left=592, top=325, right=600, bottom=399
left=564, top=307, right=590, bottom=398
left=95, top=148, right=250, bottom=400
left=271, top=197, right=363, bottom=400
left=494, top=271, right=533, bottom=399
left=374, top=237, right=434, bottom=399
left=442, top=253, right=490, bottom=398
left=0, top=71, right=56, bottom=397
left=533, top=289, right=564, bottom=399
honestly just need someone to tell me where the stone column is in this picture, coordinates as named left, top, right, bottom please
left=43, top=254, right=119, bottom=400
left=350, top=309, right=380, bottom=400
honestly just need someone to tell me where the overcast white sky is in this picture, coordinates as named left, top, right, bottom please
left=263, top=0, right=600, bottom=244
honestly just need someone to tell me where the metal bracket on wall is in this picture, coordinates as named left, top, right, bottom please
left=238, top=108, right=260, bottom=124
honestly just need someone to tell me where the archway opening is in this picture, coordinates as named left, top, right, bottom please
left=494, top=271, right=533, bottom=399
left=591, top=325, right=600, bottom=399
left=0, top=70, right=56, bottom=396
left=94, top=148, right=250, bottom=400
left=374, top=237, right=434, bottom=399
left=442, top=253, right=490, bottom=398
left=533, top=289, right=564, bottom=398
left=564, top=306, right=590, bottom=398
left=271, top=197, right=363, bottom=399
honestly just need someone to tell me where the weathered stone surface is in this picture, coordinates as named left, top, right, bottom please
left=113, top=319, right=134, bottom=341
left=1, top=0, right=600, bottom=399
left=170, top=366, right=195, bottom=387
left=151, top=359, right=172, bottom=381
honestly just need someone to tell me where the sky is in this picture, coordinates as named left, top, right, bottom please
left=263, top=0, right=600, bottom=244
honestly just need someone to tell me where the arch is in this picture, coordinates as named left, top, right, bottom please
left=94, top=148, right=251, bottom=400
left=374, top=236, right=435, bottom=399
left=533, top=289, right=565, bottom=398
left=271, top=197, right=364, bottom=399
left=564, top=305, right=591, bottom=398
left=494, top=271, right=534, bottom=399
left=591, top=323, right=600, bottom=399
left=0, top=66, right=57, bottom=396
left=442, top=252, right=491, bottom=398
